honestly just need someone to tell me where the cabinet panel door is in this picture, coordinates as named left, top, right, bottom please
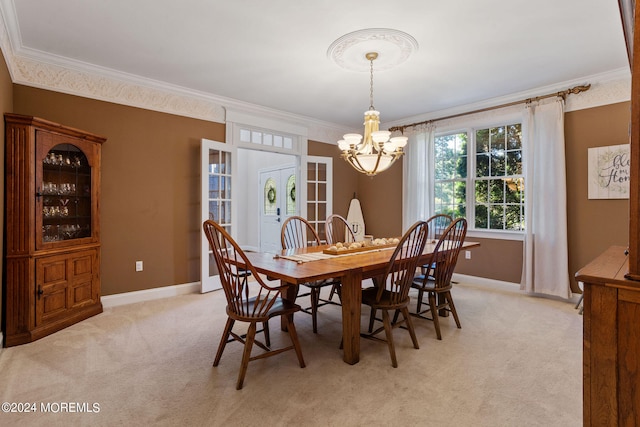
left=35, top=250, right=98, bottom=326
left=36, top=256, right=70, bottom=325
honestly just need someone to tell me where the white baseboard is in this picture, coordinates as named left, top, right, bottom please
left=453, top=273, right=580, bottom=304
left=452, top=273, right=521, bottom=291
left=102, top=281, right=201, bottom=308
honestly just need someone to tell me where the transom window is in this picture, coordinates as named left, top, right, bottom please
left=239, top=128, right=294, bottom=150
left=434, top=123, right=524, bottom=231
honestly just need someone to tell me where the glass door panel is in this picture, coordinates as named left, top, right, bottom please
left=37, top=142, right=94, bottom=249
left=201, top=139, right=233, bottom=293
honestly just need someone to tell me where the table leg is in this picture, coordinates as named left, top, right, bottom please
left=340, top=270, right=362, bottom=364
left=280, top=282, right=299, bottom=331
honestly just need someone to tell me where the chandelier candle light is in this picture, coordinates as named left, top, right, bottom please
left=338, top=52, right=408, bottom=176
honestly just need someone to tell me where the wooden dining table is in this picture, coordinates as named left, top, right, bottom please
left=244, top=240, right=479, bottom=365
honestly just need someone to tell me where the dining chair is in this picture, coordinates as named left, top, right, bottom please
left=360, top=220, right=429, bottom=368
left=419, top=213, right=453, bottom=278
left=324, top=214, right=356, bottom=301
left=411, top=217, right=467, bottom=340
left=203, top=219, right=305, bottom=390
left=281, top=216, right=341, bottom=333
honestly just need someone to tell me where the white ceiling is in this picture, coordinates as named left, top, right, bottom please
left=0, top=0, right=630, bottom=130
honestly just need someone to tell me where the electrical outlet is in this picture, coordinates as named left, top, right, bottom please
left=465, top=250, right=471, bottom=260
left=135, top=260, right=143, bottom=272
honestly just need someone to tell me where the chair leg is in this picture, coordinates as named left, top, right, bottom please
left=311, top=287, right=320, bottom=333
left=284, top=315, right=306, bottom=368
left=401, top=307, right=419, bottom=349
left=381, top=310, right=397, bottom=368
left=428, top=293, right=442, bottom=340
left=262, top=320, right=271, bottom=347
left=236, top=322, right=257, bottom=390
left=391, top=309, right=398, bottom=325
left=328, top=283, right=338, bottom=301
left=214, top=317, right=234, bottom=366
left=446, top=291, right=461, bottom=329
left=416, top=288, right=424, bottom=313
left=368, top=308, right=377, bottom=333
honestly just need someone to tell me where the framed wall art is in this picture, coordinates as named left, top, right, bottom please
left=588, top=144, right=631, bottom=199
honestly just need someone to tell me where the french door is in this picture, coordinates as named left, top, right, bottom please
left=200, top=136, right=333, bottom=293
left=200, top=139, right=234, bottom=293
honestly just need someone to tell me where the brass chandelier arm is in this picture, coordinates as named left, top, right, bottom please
left=388, top=84, right=591, bottom=134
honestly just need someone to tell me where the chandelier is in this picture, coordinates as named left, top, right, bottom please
left=338, top=52, right=408, bottom=176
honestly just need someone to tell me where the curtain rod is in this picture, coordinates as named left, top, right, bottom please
left=388, top=83, right=591, bottom=134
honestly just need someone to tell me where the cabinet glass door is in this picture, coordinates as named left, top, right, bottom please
left=37, top=143, right=93, bottom=248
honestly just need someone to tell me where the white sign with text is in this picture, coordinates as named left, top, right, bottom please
left=588, top=144, right=630, bottom=199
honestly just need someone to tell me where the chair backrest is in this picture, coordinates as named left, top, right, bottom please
left=281, top=216, right=321, bottom=249
left=427, top=218, right=468, bottom=290
left=375, top=220, right=429, bottom=305
left=426, top=213, right=453, bottom=244
left=325, top=214, right=356, bottom=245
left=203, top=220, right=280, bottom=319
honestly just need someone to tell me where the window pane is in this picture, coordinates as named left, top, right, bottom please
left=307, top=163, right=316, bottom=181
left=476, top=153, right=489, bottom=177
left=505, top=205, right=524, bottom=230
left=307, top=204, right=316, bottom=221
left=209, top=201, right=219, bottom=222
left=475, top=180, right=488, bottom=203
left=317, top=202, right=326, bottom=220
left=505, top=178, right=523, bottom=203
left=491, top=150, right=506, bottom=176
left=264, top=178, right=276, bottom=215
left=507, top=124, right=522, bottom=149
left=457, top=155, right=467, bottom=178
left=454, top=181, right=466, bottom=204
left=506, top=151, right=522, bottom=175
left=489, top=179, right=504, bottom=203
left=317, top=163, right=327, bottom=181
left=490, top=126, right=505, bottom=151
left=435, top=182, right=453, bottom=206
left=489, top=205, right=504, bottom=229
left=475, top=204, right=488, bottom=229
left=476, top=129, right=489, bottom=153
left=286, top=175, right=296, bottom=215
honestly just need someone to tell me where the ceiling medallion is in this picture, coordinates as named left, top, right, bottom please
left=327, top=28, right=419, bottom=72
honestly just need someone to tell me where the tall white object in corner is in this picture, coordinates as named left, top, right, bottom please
left=346, top=198, right=365, bottom=241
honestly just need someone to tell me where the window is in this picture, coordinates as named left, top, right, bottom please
left=434, top=123, right=524, bottom=231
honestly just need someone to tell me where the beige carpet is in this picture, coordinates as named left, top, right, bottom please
left=0, top=281, right=583, bottom=426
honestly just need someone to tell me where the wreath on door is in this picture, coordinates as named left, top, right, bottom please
left=267, top=186, right=276, bottom=203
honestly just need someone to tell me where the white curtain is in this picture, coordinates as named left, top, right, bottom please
left=402, top=124, right=435, bottom=230
left=521, top=98, right=571, bottom=298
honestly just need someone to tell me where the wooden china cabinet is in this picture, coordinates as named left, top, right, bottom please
left=3, top=114, right=106, bottom=347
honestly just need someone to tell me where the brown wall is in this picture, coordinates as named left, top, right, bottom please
left=12, top=85, right=224, bottom=295
left=1, top=82, right=631, bottom=297
left=0, top=48, right=13, bottom=326
left=565, top=102, right=630, bottom=290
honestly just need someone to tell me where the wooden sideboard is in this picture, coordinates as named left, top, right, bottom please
left=576, top=246, right=640, bottom=425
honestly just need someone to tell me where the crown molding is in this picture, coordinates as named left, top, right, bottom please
left=383, top=68, right=631, bottom=130
left=0, top=1, right=629, bottom=146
